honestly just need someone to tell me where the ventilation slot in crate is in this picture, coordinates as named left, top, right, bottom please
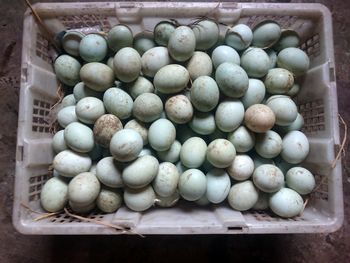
left=50, top=210, right=107, bottom=223
left=245, top=15, right=298, bottom=29
left=299, top=99, right=325, bottom=135
left=57, top=15, right=111, bottom=30
left=247, top=210, right=306, bottom=222
left=29, top=173, right=51, bottom=201
left=32, top=99, right=52, bottom=133
left=300, top=34, right=320, bottom=58
left=36, top=32, right=51, bottom=64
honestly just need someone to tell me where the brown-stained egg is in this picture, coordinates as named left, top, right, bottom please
left=244, top=104, right=275, bottom=133
left=93, top=114, right=123, bottom=147
left=165, top=94, right=193, bottom=124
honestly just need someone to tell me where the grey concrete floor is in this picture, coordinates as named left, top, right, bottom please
left=1, top=0, right=349, bottom=262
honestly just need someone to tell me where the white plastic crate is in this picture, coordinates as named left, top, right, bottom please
left=14, top=2, right=343, bottom=234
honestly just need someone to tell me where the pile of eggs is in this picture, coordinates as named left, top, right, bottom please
left=41, top=19, right=316, bottom=218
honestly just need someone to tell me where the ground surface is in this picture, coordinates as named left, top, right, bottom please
left=0, top=0, right=349, bottom=262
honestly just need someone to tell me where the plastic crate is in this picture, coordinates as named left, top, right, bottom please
left=14, top=2, right=343, bottom=235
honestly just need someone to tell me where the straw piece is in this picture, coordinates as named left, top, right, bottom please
left=332, top=114, right=348, bottom=169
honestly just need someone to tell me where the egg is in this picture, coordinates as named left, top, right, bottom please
left=165, top=95, right=193, bottom=124
left=186, top=51, right=213, bottom=80
left=192, top=20, right=219, bottom=50
left=269, top=188, right=304, bottom=218
left=89, top=162, right=98, bottom=175
left=93, top=114, right=123, bottom=147
left=141, top=46, right=172, bottom=78
left=103, top=87, right=133, bottom=119
left=153, top=162, right=180, bottom=197
left=155, top=191, right=180, bottom=207
left=80, top=62, right=114, bottom=92
left=189, top=112, right=216, bottom=135
left=286, top=83, right=300, bottom=97
left=61, top=94, right=76, bottom=107
left=53, top=150, right=92, bottom=177
left=227, top=181, right=259, bottom=211
left=96, top=156, right=123, bottom=188
left=178, top=169, right=207, bottom=201
left=138, top=147, right=154, bottom=158
left=62, top=31, right=85, bottom=57
left=195, top=194, right=210, bottom=206
left=244, top=104, right=275, bottom=133
left=79, top=34, right=107, bottom=62
left=275, top=113, right=304, bottom=135
left=154, top=21, right=176, bottom=46
left=273, top=29, right=300, bottom=52
left=207, top=139, right=236, bottom=168
left=215, top=62, right=249, bottom=98
left=124, top=185, right=156, bottom=212
left=286, top=167, right=315, bottom=195
left=52, top=130, right=68, bottom=153
left=252, top=21, right=281, bottom=48
left=168, top=26, right=196, bottom=61
left=64, top=122, right=94, bottom=153
left=54, top=55, right=81, bottom=86
left=124, top=119, right=148, bottom=145
left=73, top=82, right=102, bottom=101
left=123, top=155, right=159, bottom=189
left=40, top=177, right=68, bottom=212
left=266, top=95, right=298, bottom=126
left=157, top=140, right=181, bottom=163
left=215, top=99, right=245, bottom=132
left=227, top=154, right=254, bottom=181
left=110, top=129, right=143, bottom=162
left=113, top=47, right=141, bottom=83
left=154, top=64, right=190, bottom=94
left=190, top=76, right=220, bottom=112
left=253, top=164, right=284, bottom=193
left=134, top=32, right=156, bottom=56
left=211, top=45, right=240, bottom=68
left=180, top=137, right=207, bottom=168
left=68, top=172, right=101, bottom=205
left=107, top=57, right=114, bottom=71
left=57, top=105, right=78, bottom=128
left=132, top=93, right=163, bottom=123
left=266, top=48, right=278, bottom=69
left=148, top=119, right=176, bottom=151
left=255, top=130, right=282, bottom=158
left=128, top=76, right=154, bottom=99
left=241, top=79, right=266, bottom=109
left=252, top=191, right=270, bottom=210
left=75, top=97, right=105, bottom=124
left=281, top=131, right=310, bottom=164
left=176, top=161, right=188, bottom=174
left=227, top=126, right=255, bottom=153
left=277, top=47, right=310, bottom=76
left=265, top=68, right=294, bottom=94
left=107, top=24, right=133, bottom=52
left=69, top=200, right=95, bottom=214
left=206, top=168, right=231, bottom=204
left=240, top=48, right=270, bottom=78
left=225, top=24, right=253, bottom=51
left=96, top=188, right=122, bottom=213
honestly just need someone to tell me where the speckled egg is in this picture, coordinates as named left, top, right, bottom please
left=244, top=104, right=275, bottom=133
left=269, top=188, right=304, bottom=218
left=64, top=122, right=94, bottom=153
left=240, top=48, right=270, bottom=78
left=79, top=34, right=107, bottom=62
left=52, top=130, right=68, bottom=153
left=286, top=167, right=315, bottom=195
left=178, top=169, right=207, bottom=201
left=75, top=97, right=105, bottom=124
left=109, top=129, right=143, bottom=162
left=103, top=87, right=133, bottom=119
left=153, top=162, right=180, bottom=197
left=253, top=164, right=284, bottom=193
left=227, top=126, right=255, bottom=153
left=277, top=47, right=310, bottom=76
left=211, top=45, right=240, bottom=68
left=192, top=20, right=219, bottom=50
left=266, top=95, right=298, bottom=126
left=154, top=64, right=190, bottom=94
left=227, top=154, right=254, bottom=181
left=265, top=68, right=294, bottom=94
left=133, top=93, right=163, bottom=123
left=40, top=177, right=68, bottom=212
left=252, top=21, right=281, bottom=48
left=165, top=95, right=193, bottom=124
left=68, top=172, right=101, bottom=205
left=186, top=51, right=213, bottom=80
left=189, top=112, right=216, bottom=135
left=96, top=156, right=123, bottom=188
left=128, top=76, right=154, bottom=99
left=157, top=140, right=181, bottom=163
left=53, top=150, right=92, bottom=177
left=241, top=79, right=266, bottom=108
left=148, top=119, right=176, bottom=151
left=281, top=131, right=310, bottom=164
left=227, top=181, right=259, bottom=211
left=125, top=119, right=148, bottom=145
left=225, top=24, right=253, bottom=51
left=80, top=62, right=114, bottom=92
left=73, top=82, right=102, bottom=101
left=168, top=26, right=196, bottom=62
left=107, top=24, right=133, bottom=52
left=207, top=139, right=236, bottom=168
left=113, top=47, right=141, bottom=83
left=141, top=46, right=172, bottom=78
left=190, top=76, right=219, bottom=112
left=215, top=99, right=245, bottom=132
left=93, top=114, right=123, bottom=147
left=255, top=130, right=282, bottom=158
left=96, top=188, right=122, bottom=213
left=180, top=137, right=207, bottom=168
left=124, top=185, right=156, bottom=212
left=54, top=55, right=81, bottom=86
left=206, top=168, right=231, bottom=204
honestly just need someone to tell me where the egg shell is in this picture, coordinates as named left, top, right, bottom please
left=286, top=167, right=315, bottom=195
left=125, top=119, right=148, bottom=145
left=73, top=82, right=103, bottom=101
left=211, top=45, right=240, bottom=69
left=253, top=164, right=284, bottom=193
left=165, top=95, right=193, bottom=124
left=154, top=21, right=176, bottom=46
left=62, top=31, right=85, bottom=56
left=122, top=155, right=159, bottom=189
left=75, top=97, right=105, bottom=124
left=54, top=55, right=81, bottom=86
left=266, top=48, right=278, bottom=69
left=154, top=64, right=190, bottom=94
left=79, top=34, right=107, bottom=62
left=273, top=29, right=300, bottom=52
left=244, top=104, right=275, bottom=133
left=255, top=130, right=283, bottom=159
left=61, top=94, right=76, bottom=108
left=178, top=169, right=207, bottom=201
left=155, top=191, right=180, bottom=207
left=252, top=191, right=270, bottom=210
left=103, top=87, right=133, bottom=119
left=133, top=93, right=163, bottom=123
left=215, top=62, right=249, bottom=98
left=192, top=20, right=219, bottom=50
left=157, top=140, right=181, bottom=163
left=96, top=188, right=122, bottom=213
left=225, top=24, right=253, bottom=51
left=134, top=32, right=156, bottom=56
left=215, top=99, right=245, bottom=132
left=141, top=46, right=172, bottom=78
left=281, top=131, right=310, bottom=164
left=227, top=154, right=254, bottom=181
left=240, top=48, right=270, bottom=78
left=206, top=168, right=231, bottom=204
left=153, top=162, right=180, bottom=197
left=195, top=194, right=210, bottom=206
left=113, top=47, right=141, bottom=83
left=266, top=95, right=298, bottom=126
left=57, top=105, right=78, bottom=128
left=53, top=150, right=92, bottom=177
left=128, top=76, right=154, bottom=99
left=265, top=68, right=294, bottom=94
left=64, top=122, right=94, bottom=153
left=286, top=83, right=300, bottom=97
left=186, top=51, right=213, bottom=80
left=109, top=129, right=143, bottom=162
left=168, top=26, right=196, bottom=62
left=277, top=47, right=310, bottom=76
left=80, top=62, right=114, bottom=92
left=96, top=156, right=123, bottom=188
left=52, top=130, right=68, bottom=153
left=40, top=177, right=68, bottom=212
left=241, top=79, right=266, bottom=109
left=69, top=200, right=96, bottom=214
left=252, top=21, right=281, bottom=48
left=68, top=172, right=101, bottom=205
left=89, top=162, right=98, bottom=175
left=227, top=180, right=259, bottom=211
left=190, top=76, right=220, bottom=112
left=124, top=185, right=156, bottom=212
left=269, top=188, right=304, bottom=218
left=207, top=139, right=236, bottom=168
left=189, top=112, right=216, bottom=135
left=180, top=137, right=207, bottom=168
left=93, top=114, right=123, bottom=147
left=107, top=24, right=133, bottom=52
left=227, top=126, right=255, bottom=153
left=148, top=119, right=176, bottom=151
